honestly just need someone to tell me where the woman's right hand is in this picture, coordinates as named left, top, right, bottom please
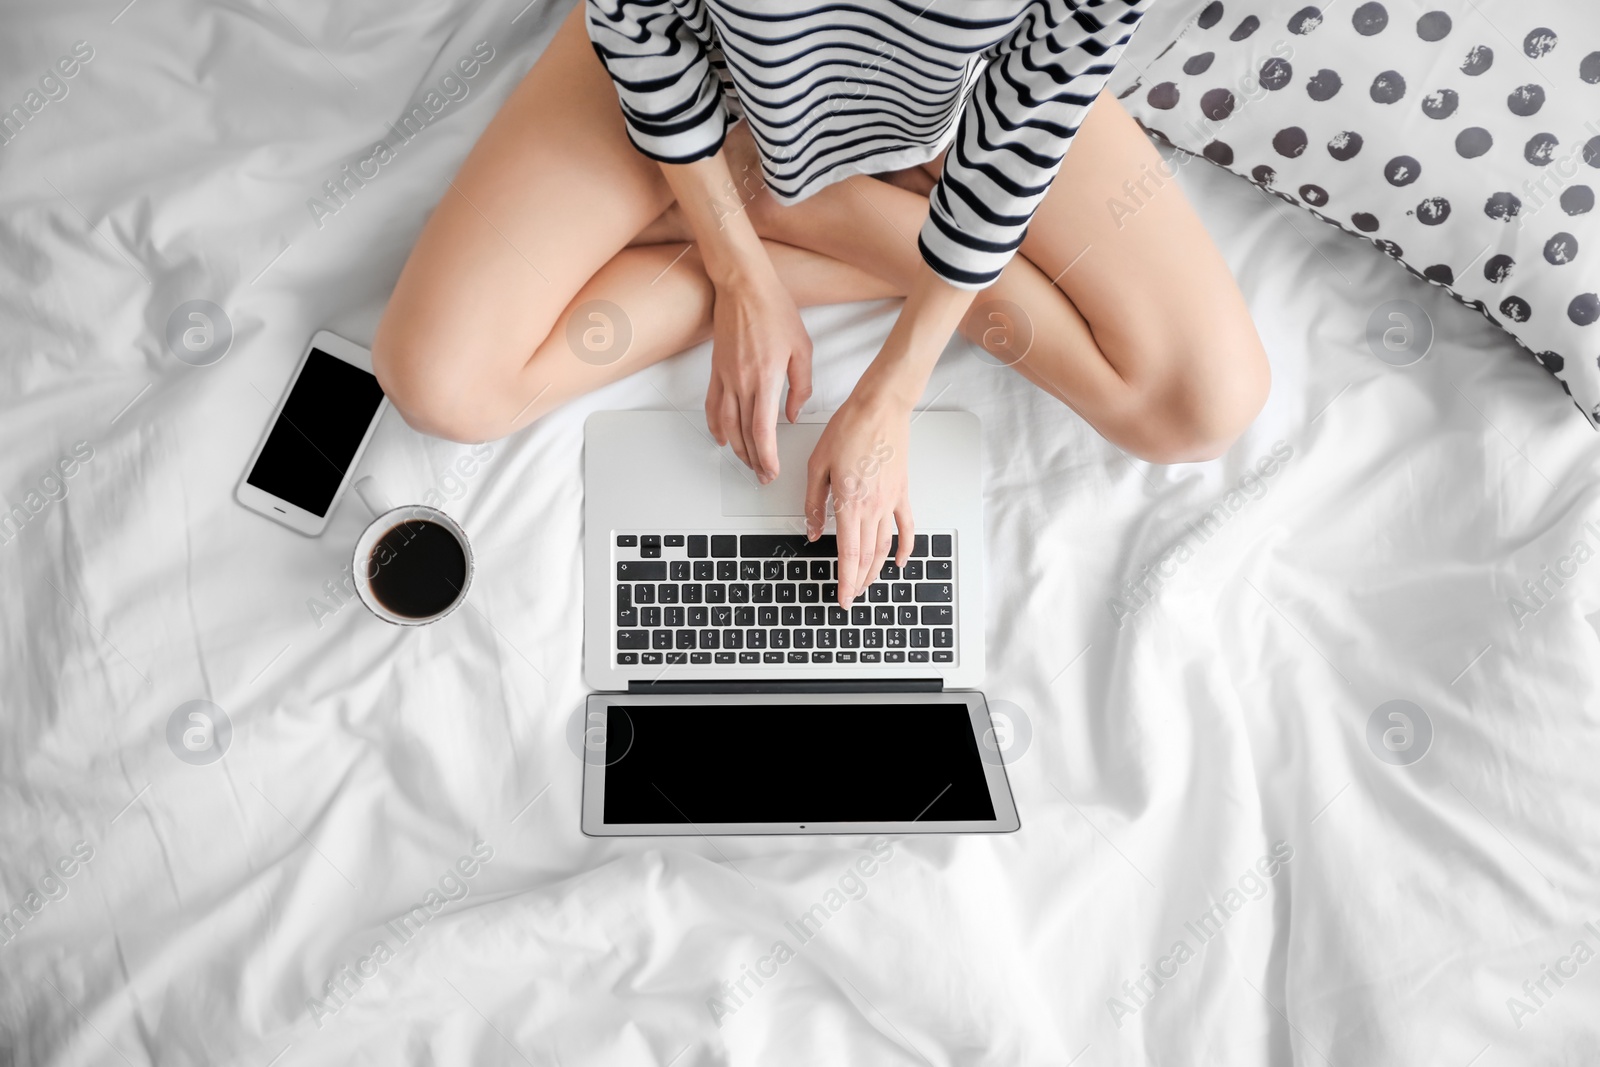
left=705, top=265, right=812, bottom=483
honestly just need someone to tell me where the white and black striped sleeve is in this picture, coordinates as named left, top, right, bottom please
left=918, top=0, right=1148, bottom=290
left=585, top=0, right=731, bottom=164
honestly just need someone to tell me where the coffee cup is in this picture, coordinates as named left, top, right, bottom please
left=351, top=477, right=474, bottom=625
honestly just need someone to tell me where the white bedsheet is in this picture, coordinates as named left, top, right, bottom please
left=4, top=1, right=1599, bottom=1064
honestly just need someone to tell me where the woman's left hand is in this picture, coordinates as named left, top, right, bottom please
left=804, top=391, right=913, bottom=606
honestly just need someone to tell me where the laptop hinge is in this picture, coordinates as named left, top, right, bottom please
left=626, top=678, right=944, bottom=694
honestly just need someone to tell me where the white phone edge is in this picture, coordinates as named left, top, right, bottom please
left=234, top=329, right=388, bottom=537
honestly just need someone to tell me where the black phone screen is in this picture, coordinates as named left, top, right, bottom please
left=246, top=348, right=386, bottom=517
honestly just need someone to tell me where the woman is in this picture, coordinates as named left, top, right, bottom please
left=373, top=0, right=1270, bottom=609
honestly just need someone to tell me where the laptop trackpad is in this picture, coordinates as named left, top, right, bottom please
left=719, top=423, right=824, bottom=516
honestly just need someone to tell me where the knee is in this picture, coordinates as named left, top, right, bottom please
left=372, top=316, right=508, bottom=445
left=1115, top=344, right=1271, bottom=465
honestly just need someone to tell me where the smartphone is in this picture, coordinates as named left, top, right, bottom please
left=235, top=330, right=389, bottom=536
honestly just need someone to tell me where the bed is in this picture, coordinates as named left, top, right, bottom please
left=4, top=0, right=1599, bottom=1063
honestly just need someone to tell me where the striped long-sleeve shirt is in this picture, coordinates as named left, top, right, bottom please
left=585, top=0, right=1151, bottom=289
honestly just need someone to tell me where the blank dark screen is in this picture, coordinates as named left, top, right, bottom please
left=246, top=348, right=385, bottom=516
left=601, top=702, right=997, bottom=824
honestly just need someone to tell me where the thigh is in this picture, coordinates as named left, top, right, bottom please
left=379, top=3, right=673, bottom=385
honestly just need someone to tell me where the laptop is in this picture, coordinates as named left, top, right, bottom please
left=581, top=409, right=1019, bottom=836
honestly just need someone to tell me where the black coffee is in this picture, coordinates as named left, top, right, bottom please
left=367, top=520, right=468, bottom=619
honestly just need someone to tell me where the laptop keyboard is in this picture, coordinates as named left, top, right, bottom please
left=611, top=532, right=956, bottom=668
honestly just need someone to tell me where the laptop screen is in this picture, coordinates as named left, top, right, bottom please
left=600, top=702, right=997, bottom=824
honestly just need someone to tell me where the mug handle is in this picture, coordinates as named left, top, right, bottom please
left=354, top=475, right=393, bottom=518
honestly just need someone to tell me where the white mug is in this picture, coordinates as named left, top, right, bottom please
left=351, top=477, right=474, bottom=626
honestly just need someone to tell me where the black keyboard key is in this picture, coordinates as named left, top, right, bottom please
left=735, top=607, right=755, bottom=627
left=934, top=628, right=953, bottom=647
left=706, top=584, right=726, bottom=603
left=740, top=560, right=761, bottom=580
left=861, top=651, right=882, bottom=663
left=898, top=606, right=917, bottom=626
left=617, top=630, right=649, bottom=649
left=793, top=629, right=813, bottom=648
left=641, top=607, right=661, bottom=627
left=642, top=652, right=663, bottom=664
left=759, top=606, right=779, bottom=626
left=804, top=606, right=824, bottom=626
left=837, top=651, right=857, bottom=663
left=787, top=560, right=807, bottom=581
left=658, top=585, right=679, bottom=604
left=739, top=652, right=760, bottom=663
left=909, top=650, right=929, bottom=663
left=921, top=605, right=953, bottom=626
left=664, top=606, right=684, bottom=626
left=618, top=561, right=666, bottom=581
left=875, top=606, right=895, bottom=626
left=683, top=584, right=703, bottom=604
left=852, top=605, right=872, bottom=625
left=617, top=652, right=638, bottom=664
left=664, top=534, right=685, bottom=547
left=747, top=629, right=767, bottom=648
left=753, top=583, right=773, bottom=603
left=717, top=561, right=737, bottom=581
left=616, top=584, right=632, bottom=609
left=816, top=628, right=837, bottom=648
left=777, top=584, right=797, bottom=603
left=886, top=628, right=907, bottom=648
left=915, top=583, right=953, bottom=603
left=892, top=583, right=912, bottom=602
left=868, top=584, right=889, bottom=603
left=932, top=534, right=952, bottom=557
left=693, top=561, right=714, bottom=581
left=840, top=628, right=860, bottom=648
left=652, top=630, right=672, bottom=649
left=799, top=584, right=820, bottom=603
left=687, top=535, right=708, bottom=557
left=740, top=534, right=838, bottom=558
left=933, top=650, right=953, bottom=662
left=788, top=651, right=809, bottom=664
left=769, top=629, right=790, bottom=648
left=617, top=535, right=637, bottom=547
left=763, top=560, right=785, bottom=581
left=926, top=560, right=952, bottom=580
left=764, top=652, right=783, bottom=663
left=640, top=535, right=661, bottom=558
left=715, top=652, right=735, bottom=664
left=809, top=560, right=830, bottom=580
left=879, top=561, right=900, bottom=581
left=813, top=651, right=834, bottom=663
left=782, top=606, right=802, bottom=626
left=631, top=584, right=654, bottom=605
left=699, top=630, right=719, bottom=649
left=823, top=583, right=838, bottom=603
left=729, top=583, right=749, bottom=603
left=912, top=535, right=928, bottom=557
left=689, top=607, right=708, bottom=626
left=676, top=630, right=696, bottom=649
left=911, top=628, right=930, bottom=648
left=617, top=607, right=638, bottom=627
left=671, top=561, right=690, bottom=581
left=712, top=606, right=732, bottom=626
left=667, top=652, right=688, bottom=664
left=691, top=652, right=711, bottom=664
left=711, top=535, right=737, bottom=557
left=902, top=560, right=923, bottom=581
left=724, top=629, right=743, bottom=648
left=884, top=651, right=906, bottom=663
left=863, top=628, right=883, bottom=648
left=828, top=606, right=848, bottom=626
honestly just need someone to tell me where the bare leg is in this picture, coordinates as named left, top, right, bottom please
left=738, top=96, right=1270, bottom=462
left=373, top=4, right=897, bottom=443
